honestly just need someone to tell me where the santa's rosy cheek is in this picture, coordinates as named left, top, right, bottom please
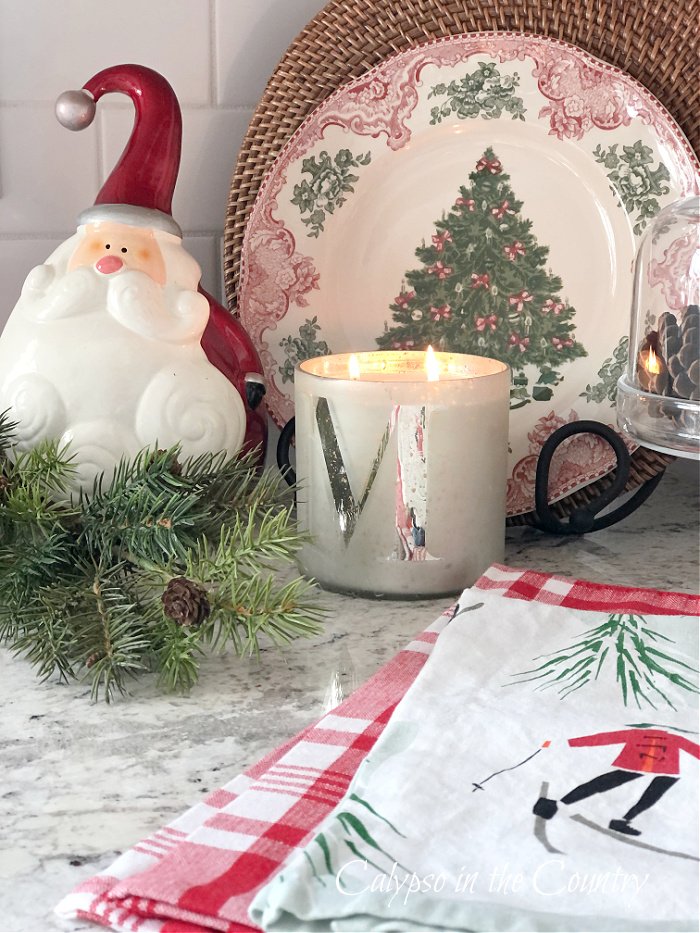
left=68, top=242, right=101, bottom=271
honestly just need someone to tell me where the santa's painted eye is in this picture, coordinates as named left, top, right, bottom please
left=105, top=244, right=111, bottom=249
left=121, top=247, right=128, bottom=253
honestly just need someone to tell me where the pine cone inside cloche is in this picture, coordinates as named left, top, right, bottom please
left=641, top=304, right=699, bottom=429
left=659, top=305, right=699, bottom=401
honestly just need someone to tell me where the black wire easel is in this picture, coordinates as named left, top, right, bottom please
left=277, top=418, right=665, bottom=535
left=530, top=421, right=664, bottom=534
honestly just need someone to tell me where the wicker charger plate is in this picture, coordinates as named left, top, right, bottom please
left=224, top=0, right=700, bottom=525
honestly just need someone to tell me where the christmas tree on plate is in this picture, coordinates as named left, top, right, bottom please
left=377, top=147, right=587, bottom=408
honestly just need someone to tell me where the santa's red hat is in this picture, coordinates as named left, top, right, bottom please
left=56, top=64, right=182, bottom=237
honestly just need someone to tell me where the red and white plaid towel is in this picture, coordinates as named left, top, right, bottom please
left=56, top=565, right=699, bottom=932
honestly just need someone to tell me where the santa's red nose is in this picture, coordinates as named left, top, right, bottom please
left=96, top=255, right=124, bottom=274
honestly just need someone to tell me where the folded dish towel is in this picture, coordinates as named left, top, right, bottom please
left=55, top=567, right=699, bottom=932
left=55, top=603, right=450, bottom=932
left=250, top=580, right=699, bottom=932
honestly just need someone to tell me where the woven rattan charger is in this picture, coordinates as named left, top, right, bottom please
left=224, top=0, right=699, bottom=526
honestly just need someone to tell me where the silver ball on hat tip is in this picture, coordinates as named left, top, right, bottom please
left=55, top=89, right=96, bottom=130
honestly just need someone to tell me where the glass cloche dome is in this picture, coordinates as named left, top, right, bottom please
left=617, top=196, right=699, bottom=459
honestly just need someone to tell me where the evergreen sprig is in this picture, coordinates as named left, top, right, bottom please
left=0, top=418, right=325, bottom=701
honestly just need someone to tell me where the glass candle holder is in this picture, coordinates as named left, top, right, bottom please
left=617, top=196, right=699, bottom=458
left=294, top=350, right=510, bottom=598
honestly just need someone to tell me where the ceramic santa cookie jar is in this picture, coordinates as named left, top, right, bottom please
left=0, top=64, right=266, bottom=491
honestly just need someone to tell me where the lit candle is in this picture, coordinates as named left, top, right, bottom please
left=294, top=350, right=510, bottom=598
left=637, top=344, right=669, bottom=395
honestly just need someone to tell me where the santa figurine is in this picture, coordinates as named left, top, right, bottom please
left=0, top=64, right=266, bottom=491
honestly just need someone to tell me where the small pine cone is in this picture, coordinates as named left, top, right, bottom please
left=665, top=312, right=699, bottom=400
left=678, top=343, right=696, bottom=370
left=657, top=311, right=678, bottom=348
left=659, top=324, right=681, bottom=358
left=688, top=359, right=699, bottom=387
left=657, top=310, right=676, bottom=330
left=162, top=577, right=210, bottom=627
left=667, top=354, right=685, bottom=380
left=0, top=474, right=10, bottom=496
left=672, top=371, right=694, bottom=398
left=86, top=652, right=102, bottom=669
left=680, top=304, right=699, bottom=334
left=684, top=321, right=699, bottom=342
left=147, top=449, right=182, bottom=475
left=147, top=448, right=167, bottom=467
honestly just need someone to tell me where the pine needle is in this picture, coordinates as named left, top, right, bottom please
left=0, top=439, right=325, bottom=700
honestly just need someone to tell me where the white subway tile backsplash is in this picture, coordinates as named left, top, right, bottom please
left=0, top=0, right=324, bottom=315
left=0, top=0, right=212, bottom=105
left=0, top=237, right=67, bottom=331
left=100, top=107, right=252, bottom=233
left=215, top=0, right=328, bottom=107
left=0, top=107, right=100, bottom=233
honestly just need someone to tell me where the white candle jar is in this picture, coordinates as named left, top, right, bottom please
left=293, top=351, right=510, bottom=598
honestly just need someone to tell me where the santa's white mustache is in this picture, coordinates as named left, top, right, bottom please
left=21, top=262, right=209, bottom=343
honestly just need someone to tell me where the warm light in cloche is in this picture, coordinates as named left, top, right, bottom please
left=646, top=346, right=661, bottom=374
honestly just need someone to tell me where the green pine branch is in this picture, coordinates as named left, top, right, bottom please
left=0, top=424, right=325, bottom=701
left=0, top=410, right=18, bottom=459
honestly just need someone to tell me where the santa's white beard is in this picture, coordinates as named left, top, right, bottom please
left=0, top=252, right=246, bottom=493
left=21, top=261, right=210, bottom=343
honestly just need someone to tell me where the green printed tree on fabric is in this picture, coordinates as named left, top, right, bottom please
left=377, top=148, right=587, bottom=407
left=509, top=613, right=699, bottom=710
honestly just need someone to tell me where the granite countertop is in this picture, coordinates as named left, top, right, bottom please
left=1, top=460, right=698, bottom=932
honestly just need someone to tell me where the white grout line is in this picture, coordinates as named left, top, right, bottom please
left=0, top=230, right=227, bottom=242
left=95, top=108, right=105, bottom=187
left=0, top=232, right=73, bottom=241
left=209, top=0, right=218, bottom=107
left=0, top=101, right=57, bottom=108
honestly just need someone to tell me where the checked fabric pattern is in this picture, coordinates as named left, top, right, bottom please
left=55, top=565, right=700, bottom=932
left=474, top=563, right=700, bottom=615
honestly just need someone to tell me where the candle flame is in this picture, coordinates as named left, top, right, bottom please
left=646, top=346, right=661, bottom=374
left=348, top=354, right=361, bottom=379
left=425, top=345, right=440, bottom=381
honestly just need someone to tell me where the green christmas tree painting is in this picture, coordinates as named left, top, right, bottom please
left=377, top=148, right=587, bottom=407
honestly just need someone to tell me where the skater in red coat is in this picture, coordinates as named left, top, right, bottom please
left=533, top=724, right=700, bottom=836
